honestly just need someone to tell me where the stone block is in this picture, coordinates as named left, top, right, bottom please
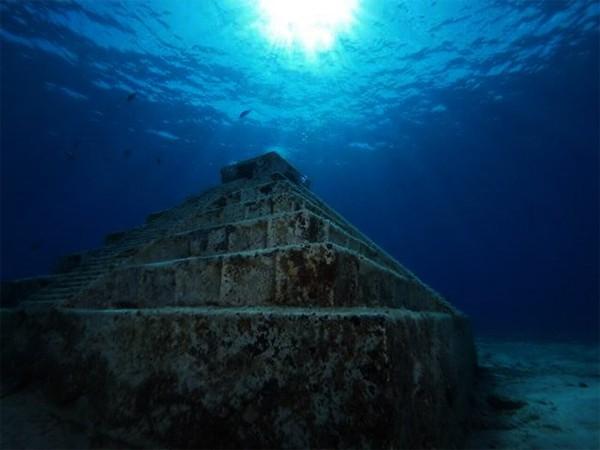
left=0, top=306, right=475, bottom=449
left=268, top=210, right=327, bottom=247
left=69, top=243, right=454, bottom=313
left=221, top=253, right=275, bottom=306
left=132, top=235, right=190, bottom=263
left=206, top=226, right=228, bottom=253
left=228, top=220, right=268, bottom=252
left=77, top=258, right=222, bottom=308
left=221, top=151, right=309, bottom=188
left=245, top=197, right=272, bottom=220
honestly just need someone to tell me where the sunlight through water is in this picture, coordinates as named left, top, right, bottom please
left=256, top=0, right=358, bottom=55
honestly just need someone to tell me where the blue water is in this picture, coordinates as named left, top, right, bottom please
left=1, top=0, right=598, bottom=341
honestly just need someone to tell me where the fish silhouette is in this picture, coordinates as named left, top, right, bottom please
left=239, top=109, right=252, bottom=119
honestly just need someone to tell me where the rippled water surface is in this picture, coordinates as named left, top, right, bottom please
left=2, top=1, right=597, bottom=130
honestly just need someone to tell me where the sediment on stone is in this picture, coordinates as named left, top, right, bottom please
left=67, top=243, right=453, bottom=314
left=0, top=305, right=475, bottom=450
left=1, top=152, right=477, bottom=450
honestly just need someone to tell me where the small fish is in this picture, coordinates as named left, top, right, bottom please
left=30, top=241, right=43, bottom=251
left=155, top=156, right=162, bottom=165
left=239, top=109, right=252, bottom=119
left=127, top=92, right=137, bottom=102
left=123, top=148, right=133, bottom=159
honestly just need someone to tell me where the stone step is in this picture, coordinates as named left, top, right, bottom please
left=92, top=252, right=126, bottom=259
left=19, top=267, right=109, bottom=304
left=61, top=271, right=104, bottom=280
left=172, top=185, right=325, bottom=234
left=60, top=177, right=286, bottom=280
left=105, top=194, right=218, bottom=247
left=170, top=186, right=410, bottom=278
left=41, top=177, right=407, bottom=308
left=194, top=178, right=298, bottom=216
left=68, top=243, right=454, bottom=314
left=0, top=302, right=475, bottom=449
left=288, top=182, right=416, bottom=280
left=74, top=264, right=109, bottom=270
left=63, top=269, right=101, bottom=277
left=82, top=253, right=130, bottom=265
left=22, top=278, right=89, bottom=295
left=251, top=183, right=339, bottom=231
left=130, top=209, right=405, bottom=277
left=23, top=292, right=72, bottom=303
left=106, top=241, right=146, bottom=251
left=78, top=260, right=123, bottom=270
left=270, top=182, right=414, bottom=279
left=105, top=182, right=406, bottom=282
left=53, top=282, right=89, bottom=291
left=58, top=282, right=92, bottom=290
left=57, top=278, right=100, bottom=288
left=53, top=175, right=289, bottom=279
left=196, top=176, right=411, bottom=281
left=55, top=248, right=131, bottom=273
left=30, top=282, right=84, bottom=293
left=44, top=286, right=82, bottom=294
left=44, top=178, right=404, bottom=308
left=178, top=176, right=316, bottom=222
left=104, top=227, right=169, bottom=249
left=18, top=299, right=64, bottom=309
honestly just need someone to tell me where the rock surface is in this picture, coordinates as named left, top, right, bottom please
left=1, top=152, right=477, bottom=449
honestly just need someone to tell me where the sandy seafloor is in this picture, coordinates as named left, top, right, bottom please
left=1, top=338, right=598, bottom=449
left=467, top=338, right=600, bottom=450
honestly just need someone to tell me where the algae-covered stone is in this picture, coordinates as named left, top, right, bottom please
left=1, top=152, right=477, bottom=449
left=1, top=306, right=475, bottom=449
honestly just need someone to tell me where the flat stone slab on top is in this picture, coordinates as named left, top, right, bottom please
left=221, top=151, right=310, bottom=188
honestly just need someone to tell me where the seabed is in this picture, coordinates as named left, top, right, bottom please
left=466, top=338, right=600, bottom=450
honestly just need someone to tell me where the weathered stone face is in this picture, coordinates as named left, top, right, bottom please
left=68, top=242, right=454, bottom=313
left=1, top=152, right=477, bottom=449
left=1, top=307, right=475, bottom=449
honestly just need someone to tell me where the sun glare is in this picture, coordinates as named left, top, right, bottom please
left=257, top=0, right=358, bottom=55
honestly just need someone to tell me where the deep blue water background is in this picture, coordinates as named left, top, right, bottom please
left=1, top=0, right=598, bottom=341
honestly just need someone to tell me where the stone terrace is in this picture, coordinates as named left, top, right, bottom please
left=1, top=152, right=477, bottom=449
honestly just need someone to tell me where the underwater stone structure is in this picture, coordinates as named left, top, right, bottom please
left=1, top=152, right=477, bottom=449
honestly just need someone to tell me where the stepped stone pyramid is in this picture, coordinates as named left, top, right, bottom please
left=1, top=152, right=476, bottom=449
